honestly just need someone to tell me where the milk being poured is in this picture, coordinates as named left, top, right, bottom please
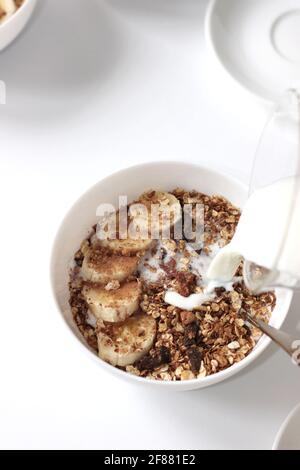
left=207, top=176, right=300, bottom=286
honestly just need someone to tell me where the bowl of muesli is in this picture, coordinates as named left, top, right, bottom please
left=0, top=0, right=36, bottom=51
left=51, top=162, right=293, bottom=391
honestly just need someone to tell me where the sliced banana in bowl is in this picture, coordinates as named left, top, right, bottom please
left=81, top=247, right=139, bottom=284
left=83, top=280, right=142, bottom=323
left=93, top=191, right=180, bottom=254
left=131, top=191, right=182, bottom=237
left=66, top=189, right=184, bottom=375
left=98, top=237, right=155, bottom=256
left=97, top=313, right=157, bottom=367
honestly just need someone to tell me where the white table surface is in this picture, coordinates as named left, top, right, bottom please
left=0, top=0, right=299, bottom=450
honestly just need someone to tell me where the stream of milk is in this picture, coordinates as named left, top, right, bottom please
left=207, top=176, right=300, bottom=284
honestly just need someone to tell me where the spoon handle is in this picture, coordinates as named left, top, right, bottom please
left=246, top=313, right=300, bottom=365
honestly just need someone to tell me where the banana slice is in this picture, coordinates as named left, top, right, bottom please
left=81, top=248, right=138, bottom=284
left=97, top=313, right=157, bottom=367
left=93, top=209, right=155, bottom=255
left=131, top=191, right=182, bottom=237
left=98, top=237, right=155, bottom=256
left=83, top=280, right=141, bottom=323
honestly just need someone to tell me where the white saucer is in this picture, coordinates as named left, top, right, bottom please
left=273, top=403, right=300, bottom=450
left=205, top=0, right=300, bottom=103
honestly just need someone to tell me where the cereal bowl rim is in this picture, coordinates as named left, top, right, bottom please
left=0, top=0, right=33, bottom=30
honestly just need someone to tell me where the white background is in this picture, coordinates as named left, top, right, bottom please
left=0, top=0, right=299, bottom=450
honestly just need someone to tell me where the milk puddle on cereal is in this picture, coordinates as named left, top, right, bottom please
left=69, top=189, right=276, bottom=381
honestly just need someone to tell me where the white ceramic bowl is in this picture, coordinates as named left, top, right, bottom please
left=0, top=0, right=36, bottom=51
left=273, top=402, right=300, bottom=450
left=50, top=162, right=293, bottom=391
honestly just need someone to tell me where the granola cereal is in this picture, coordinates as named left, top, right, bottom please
left=68, top=189, right=276, bottom=381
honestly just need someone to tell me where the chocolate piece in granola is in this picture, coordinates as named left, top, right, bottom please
left=174, top=271, right=197, bottom=297
left=187, top=347, right=203, bottom=374
left=162, top=259, right=197, bottom=297
left=137, top=346, right=171, bottom=371
left=183, top=322, right=200, bottom=348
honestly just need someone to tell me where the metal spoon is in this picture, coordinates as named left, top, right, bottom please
left=245, top=312, right=300, bottom=365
